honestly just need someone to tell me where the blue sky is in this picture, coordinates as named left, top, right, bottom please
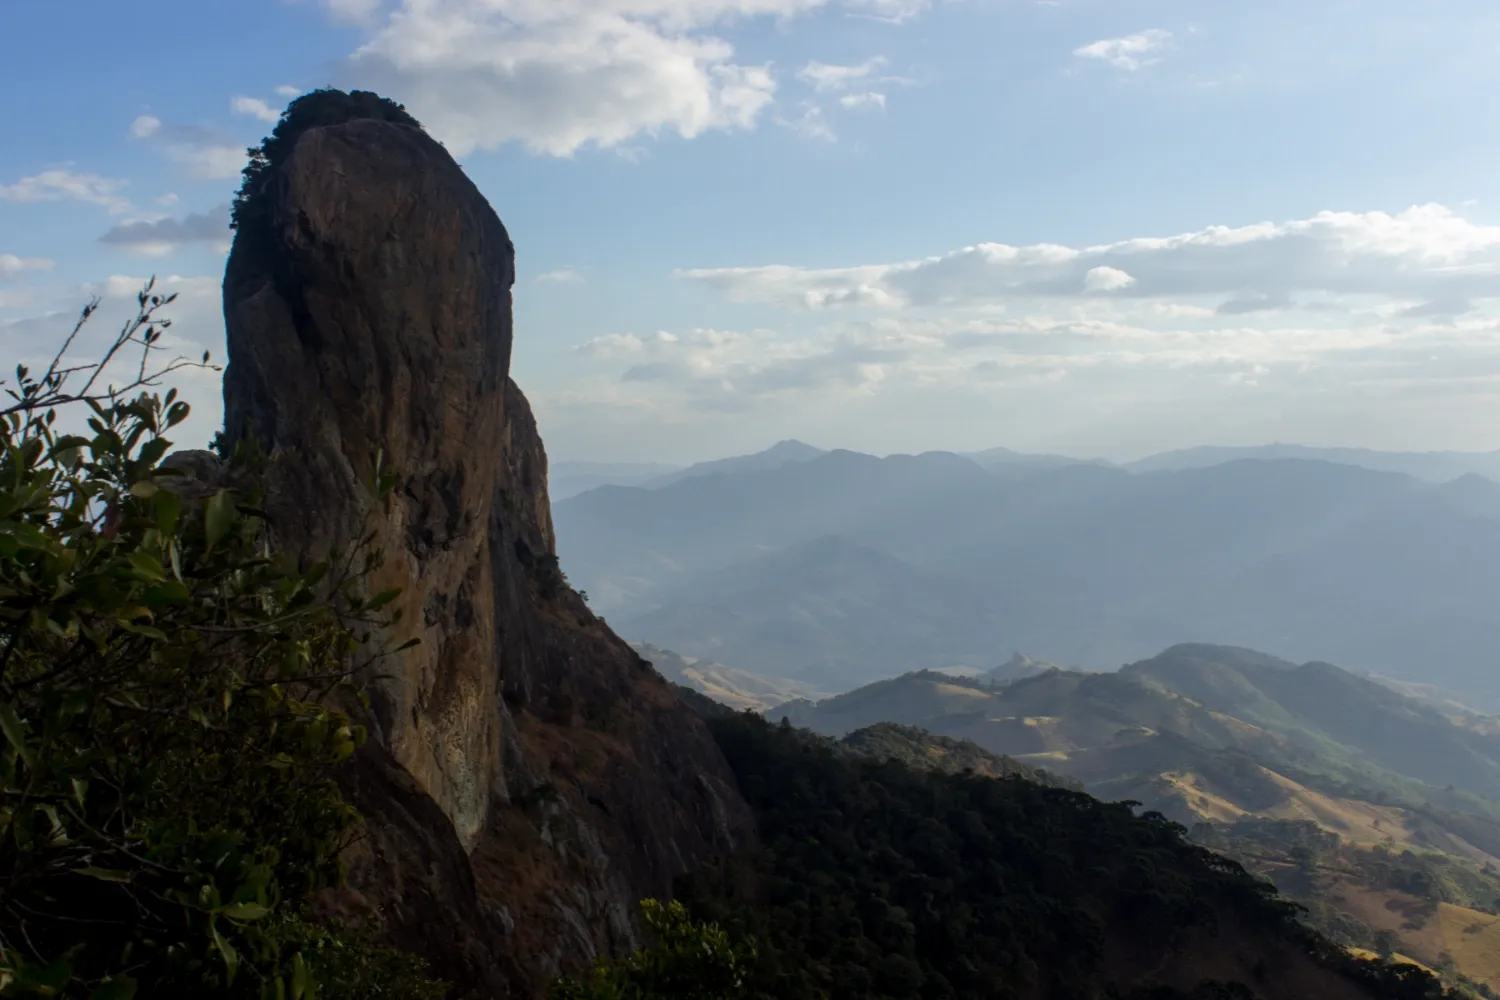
left=5, top=0, right=1500, bottom=463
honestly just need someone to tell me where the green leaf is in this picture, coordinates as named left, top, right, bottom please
left=13, top=957, right=72, bottom=993
left=74, top=866, right=134, bottom=883
left=142, top=579, right=190, bottom=607
left=127, top=550, right=166, bottom=582
left=204, top=488, right=236, bottom=552
left=128, top=480, right=159, bottom=498
left=155, top=487, right=181, bottom=535
left=138, top=436, right=171, bottom=468
left=218, top=901, right=271, bottom=921
left=118, top=622, right=167, bottom=641
left=367, top=588, right=401, bottom=611
left=90, top=977, right=138, bottom=1000
left=288, top=951, right=309, bottom=1000
left=0, top=702, right=32, bottom=767
left=213, top=925, right=240, bottom=985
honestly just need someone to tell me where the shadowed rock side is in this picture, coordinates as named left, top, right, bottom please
left=221, top=109, right=754, bottom=996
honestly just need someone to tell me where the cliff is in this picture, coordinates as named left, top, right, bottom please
left=218, top=90, right=755, bottom=996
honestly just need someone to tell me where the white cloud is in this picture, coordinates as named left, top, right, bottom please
left=1084, top=266, right=1135, bottom=292
left=98, top=204, right=232, bottom=257
left=0, top=255, right=54, bottom=279
left=156, top=192, right=180, bottom=207
left=168, top=144, right=247, bottom=180
left=559, top=302, right=1500, bottom=438
left=587, top=205, right=1500, bottom=455
left=231, top=95, right=280, bottom=123
left=330, top=0, right=926, bottom=158
left=536, top=266, right=584, bottom=284
left=845, top=0, right=928, bottom=23
left=575, top=324, right=895, bottom=404
left=89, top=274, right=222, bottom=302
left=275, top=84, right=303, bottom=98
left=324, top=0, right=383, bottom=24
left=679, top=205, right=1500, bottom=312
left=779, top=103, right=837, bottom=142
left=577, top=331, right=649, bottom=359
left=0, top=169, right=132, bottom=214
left=839, top=91, right=886, bottom=110
left=131, top=115, right=163, bottom=139
left=132, top=120, right=248, bottom=180
left=1074, top=29, right=1173, bottom=71
left=799, top=57, right=886, bottom=91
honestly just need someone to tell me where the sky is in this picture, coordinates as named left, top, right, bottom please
left=5, top=0, right=1500, bottom=464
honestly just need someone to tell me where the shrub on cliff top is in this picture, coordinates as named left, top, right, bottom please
left=231, top=89, right=421, bottom=236
left=0, top=284, right=442, bottom=998
left=547, top=899, right=763, bottom=1000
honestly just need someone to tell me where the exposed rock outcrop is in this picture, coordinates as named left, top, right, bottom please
left=219, top=92, right=755, bottom=996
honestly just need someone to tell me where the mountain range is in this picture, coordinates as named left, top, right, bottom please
left=555, top=439, right=1500, bottom=499
left=761, top=642, right=1500, bottom=992
left=556, top=441, right=1500, bottom=695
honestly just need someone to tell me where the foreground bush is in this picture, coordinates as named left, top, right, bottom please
left=0, top=284, right=443, bottom=998
left=547, top=899, right=761, bottom=1000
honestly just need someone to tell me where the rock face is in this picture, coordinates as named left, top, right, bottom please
left=220, top=95, right=755, bottom=996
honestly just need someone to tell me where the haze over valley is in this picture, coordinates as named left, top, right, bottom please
left=556, top=438, right=1500, bottom=696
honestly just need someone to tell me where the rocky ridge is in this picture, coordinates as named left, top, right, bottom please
left=214, top=90, right=755, bottom=996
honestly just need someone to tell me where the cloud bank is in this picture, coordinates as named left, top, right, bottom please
left=676, top=205, right=1500, bottom=312
left=329, top=0, right=926, bottom=156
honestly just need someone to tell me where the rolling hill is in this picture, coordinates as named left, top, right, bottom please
left=765, top=643, right=1500, bottom=993
left=632, top=642, right=828, bottom=711
left=1126, top=444, right=1500, bottom=483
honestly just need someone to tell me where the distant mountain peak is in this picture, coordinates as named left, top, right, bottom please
left=764, top=438, right=822, bottom=457
left=639, top=438, right=827, bottom=489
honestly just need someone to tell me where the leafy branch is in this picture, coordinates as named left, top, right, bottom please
left=1, top=277, right=220, bottom=424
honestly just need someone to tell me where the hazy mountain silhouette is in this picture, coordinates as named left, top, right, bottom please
left=550, top=459, right=682, bottom=500
left=962, top=445, right=1114, bottom=478
left=556, top=451, right=1500, bottom=695
left=769, top=643, right=1500, bottom=848
left=1128, top=444, right=1500, bottom=483
left=640, top=438, right=825, bottom=488
left=620, top=534, right=1002, bottom=686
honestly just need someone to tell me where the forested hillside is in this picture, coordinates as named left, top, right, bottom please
left=766, top=644, right=1500, bottom=993
left=664, top=712, right=1451, bottom=999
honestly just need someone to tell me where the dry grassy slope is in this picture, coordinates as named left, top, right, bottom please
left=1103, top=761, right=1500, bottom=993
left=634, top=643, right=829, bottom=712
left=1107, top=766, right=1500, bottom=867
left=1347, top=949, right=1439, bottom=977
left=784, top=666, right=1500, bottom=873
left=1333, top=883, right=1500, bottom=989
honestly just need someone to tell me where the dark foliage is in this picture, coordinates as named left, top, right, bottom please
left=0, top=288, right=446, bottom=997
left=833, top=722, right=1079, bottom=788
left=673, top=712, right=1453, bottom=1000
left=547, top=900, right=759, bottom=1000
left=679, top=714, right=1275, bottom=998
left=230, top=89, right=422, bottom=236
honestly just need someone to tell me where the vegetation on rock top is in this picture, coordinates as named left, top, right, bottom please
left=230, top=88, right=422, bottom=237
